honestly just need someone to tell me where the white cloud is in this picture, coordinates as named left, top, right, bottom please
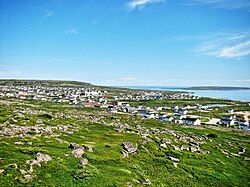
left=0, top=70, right=23, bottom=77
left=120, top=77, right=136, bottom=81
left=106, top=77, right=137, bottom=82
left=233, top=79, right=250, bottom=83
left=65, top=28, right=78, bottom=34
left=195, top=32, right=250, bottom=59
left=218, top=41, right=250, bottom=58
left=166, top=78, right=177, bottom=82
left=40, top=8, right=55, bottom=20
left=183, top=0, right=250, bottom=10
left=127, top=0, right=166, bottom=10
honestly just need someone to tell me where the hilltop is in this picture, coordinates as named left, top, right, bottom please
left=0, top=79, right=93, bottom=88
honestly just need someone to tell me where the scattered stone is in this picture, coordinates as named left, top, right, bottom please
left=189, top=146, right=200, bottom=153
left=169, top=156, right=180, bottom=162
left=136, top=125, right=142, bottom=130
left=127, top=182, right=133, bottom=187
left=221, top=150, right=229, bottom=155
left=173, top=162, right=178, bottom=168
left=36, top=119, right=43, bottom=124
left=238, top=147, right=246, bottom=155
left=69, top=142, right=85, bottom=158
left=122, top=142, right=137, bottom=154
left=161, top=138, right=172, bottom=145
left=72, top=148, right=85, bottom=158
left=23, top=174, right=35, bottom=183
left=83, top=144, right=94, bottom=152
left=244, top=157, right=250, bottom=161
left=121, top=150, right=129, bottom=158
left=20, top=169, right=27, bottom=175
left=27, top=153, right=52, bottom=167
left=36, top=153, right=52, bottom=163
left=80, top=158, right=88, bottom=166
left=20, top=152, right=52, bottom=183
left=69, top=142, right=82, bottom=149
left=8, top=163, right=18, bottom=169
left=180, top=145, right=188, bottom=151
left=160, top=143, right=167, bottom=148
left=154, top=136, right=161, bottom=142
left=132, top=179, right=141, bottom=184
left=231, top=153, right=240, bottom=157
left=0, top=123, right=78, bottom=138
left=14, top=141, right=24, bottom=145
left=143, top=178, right=151, bottom=185
left=172, top=145, right=180, bottom=151
left=0, top=169, right=5, bottom=175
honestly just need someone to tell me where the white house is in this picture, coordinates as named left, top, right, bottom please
left=181, top=117, right=201, bottom=125
left=220, top=118, right=235, bottom=127
left=158, top=113, right=168, bottom=119
left=162, top=116, right=174, bottom=122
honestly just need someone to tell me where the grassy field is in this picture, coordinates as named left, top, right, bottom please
left=0, top=98, right=249, bottom=186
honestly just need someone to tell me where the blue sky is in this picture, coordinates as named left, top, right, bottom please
left=0, top=0, right=250, bottom=86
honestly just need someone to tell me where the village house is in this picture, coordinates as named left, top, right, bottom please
left=162, top=116, right=174, bottom=122
left=179, top=117, right=201, bottom=125
left=219, top=116, right=236, bottom=127
left=173, top=106, right=188, bottom=115
left=236, top=120, right=249, bottom=126
left=117, top=101, right=130, bottom=107
left=144, top=112, right=156, bottom=119
left=108, top=106, right=117, bottom=113
left=239, top=124, right=250, bottom=131
left=158, top=113, right=168, bottom=119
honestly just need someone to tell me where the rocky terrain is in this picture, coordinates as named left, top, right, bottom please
left=0, top=96, right=249, bottom=186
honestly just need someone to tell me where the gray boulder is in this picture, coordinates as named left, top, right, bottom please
left=69, top=142, right=85, bottom=158
left=122, top=142, right=137, bottom=154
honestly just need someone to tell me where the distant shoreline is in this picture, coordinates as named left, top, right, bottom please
left=1, top=79, right=249, bottom=91
left=118, top=86, right=250, bottom=91
left=119, top=86, right=250, bottom=101
left=182, top=86, right=250, bottom=91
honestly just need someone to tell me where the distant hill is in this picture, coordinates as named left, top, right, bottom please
left=0, top=79, right=93, bottom=87
left=184, top=86, right=250, bottom=90
left=0, top=79, right=180, bottom=94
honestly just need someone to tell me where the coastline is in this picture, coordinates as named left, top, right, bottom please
left=119, top=86, right=250, bottom=102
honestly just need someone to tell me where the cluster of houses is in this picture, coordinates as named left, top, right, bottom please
left=0, top=85, right=107, bottom=105
left=219, top=115, right=249, bottom=127
left=0, top=84, right=249, bottom=130
left=107, top=102, right=202, bottom=125
left=114, top=91, right=199, bottom=101
left=107, top=102, right=249, bottom=129
left=0, top=84, right=198, bottom=106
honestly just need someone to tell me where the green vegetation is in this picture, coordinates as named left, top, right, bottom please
left=0, top=97, right=249, bottom=187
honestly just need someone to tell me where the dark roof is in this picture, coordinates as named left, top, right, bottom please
left=238, top=120, right=248, bottom=122
left=182, top=117, right=198, bottom=121
left=221, top=118, right=233, bottom=121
